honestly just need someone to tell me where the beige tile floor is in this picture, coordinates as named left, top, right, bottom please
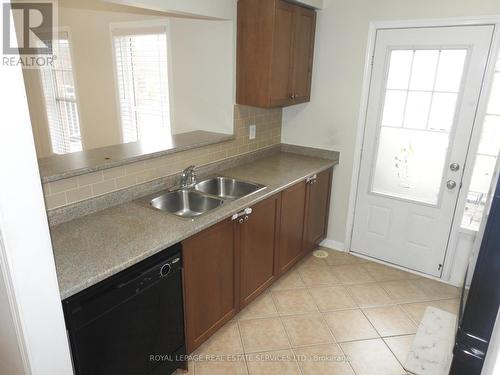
left=176, top=247, right=460, bottom=375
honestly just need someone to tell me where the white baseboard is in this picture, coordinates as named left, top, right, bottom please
left=320, top=238, right=346, bottom=252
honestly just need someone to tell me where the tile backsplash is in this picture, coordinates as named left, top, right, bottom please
left=42, top=105, right=282, bottom=210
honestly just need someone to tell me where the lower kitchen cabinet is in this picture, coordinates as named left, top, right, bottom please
left=277, top=180, right=307, bottom=275
left=182, top=167, right=333, bottom=353
left=182, top=219, right=237, bottom=353
left=303, top=168, right=333, bottom=253
left=237, top=195, right=281, bottom=308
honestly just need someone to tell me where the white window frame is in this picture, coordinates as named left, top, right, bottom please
left=461, top=52, right=500, bottom=231
left=38, top=26, right=85, bottom=155
left=109, top=19, right=175, bottom=143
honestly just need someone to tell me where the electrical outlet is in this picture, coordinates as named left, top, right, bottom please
left=249, top=124, right=256, bottom=140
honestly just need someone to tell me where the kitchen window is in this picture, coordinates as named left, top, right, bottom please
left=39, top=31, right=83, bottom=155
left=112, top=24, right=172, bottom=144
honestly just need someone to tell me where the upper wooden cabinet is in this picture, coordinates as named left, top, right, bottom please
left=237, top=0, right=316, bottom=108
left=291, top=6, right=316, bottom=103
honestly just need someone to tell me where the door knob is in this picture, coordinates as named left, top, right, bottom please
left=446, top=180, right=457, bottom=189
left=450, top=162, right=460, bottom=172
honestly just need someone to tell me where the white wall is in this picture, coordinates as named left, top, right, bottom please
left=106, top=0, right=236, bottom=20
left=282, top=0, right=500, bottom=246
left=169, top=18, right=234, bottom=135
left=107, top=0, right=322, bottom=17
left=0, top=9, right=74, bottom=373
left=0, top=238, right=25, bottom=375
left=293, top=0, right=324, bottom=9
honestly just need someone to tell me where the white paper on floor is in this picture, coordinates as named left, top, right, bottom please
left=404, top=306, right=457, bottom=375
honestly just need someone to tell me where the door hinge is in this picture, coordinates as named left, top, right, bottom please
left=438, top=263, right=443, bottom=271
left=370, top=55, right=374, bottom=66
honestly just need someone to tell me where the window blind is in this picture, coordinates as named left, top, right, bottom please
left=39, top=32, right=82, bottom=155
left=113, top=29, right=171, bottom=143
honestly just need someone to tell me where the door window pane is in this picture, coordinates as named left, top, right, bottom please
left=387, top=50, right=413, bottom=89
left=409, top=50, right=439, bottom=91
left=373, top=48, right=469, bottom=205
left=381, top=90, right=406, bottom=127
left=404, top=91, right=432, bottom=129
left=434, top=50, right=467, bottom=92
left=372, top=127, right=449, bottom=205
left=428, top=93, right=458, bottom=132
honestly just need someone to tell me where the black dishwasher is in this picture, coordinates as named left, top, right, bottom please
left=63, top=243, right=186, bottom=375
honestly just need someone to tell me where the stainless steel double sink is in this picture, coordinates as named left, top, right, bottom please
left=150, top=177, right=265, bottom=219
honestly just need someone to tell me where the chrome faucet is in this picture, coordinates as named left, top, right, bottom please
left=180, top=165, right=197, bottom=188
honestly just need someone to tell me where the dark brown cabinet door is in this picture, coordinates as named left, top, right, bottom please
left=236, top=0, right=316, bottom=108
left=291, top=6, right=316, bottom=104
left=269, top=0, right=295, bottom=106
left=182, top=219, right=237, bottom=353
left=303, top=168, right=333, bottom=253
left=236, top=0, right=275, bottom=107
left=238, top=195, right=281, bottom=308
left=278, top=181, right=307, bottom=275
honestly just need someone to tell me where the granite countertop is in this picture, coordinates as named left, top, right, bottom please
left=39, top=130, right=234, bottom=183
left=51, top=152, right=338, bottom=299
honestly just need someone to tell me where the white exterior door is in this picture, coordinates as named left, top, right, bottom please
left=351, top=25, right=495, bottom=277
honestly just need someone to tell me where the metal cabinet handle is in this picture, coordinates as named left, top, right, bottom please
left=232, top=207, right=253, bottom=221
left=238, top=216, right=249, bottom=224
left=306, top=174, right=317, bottom=185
